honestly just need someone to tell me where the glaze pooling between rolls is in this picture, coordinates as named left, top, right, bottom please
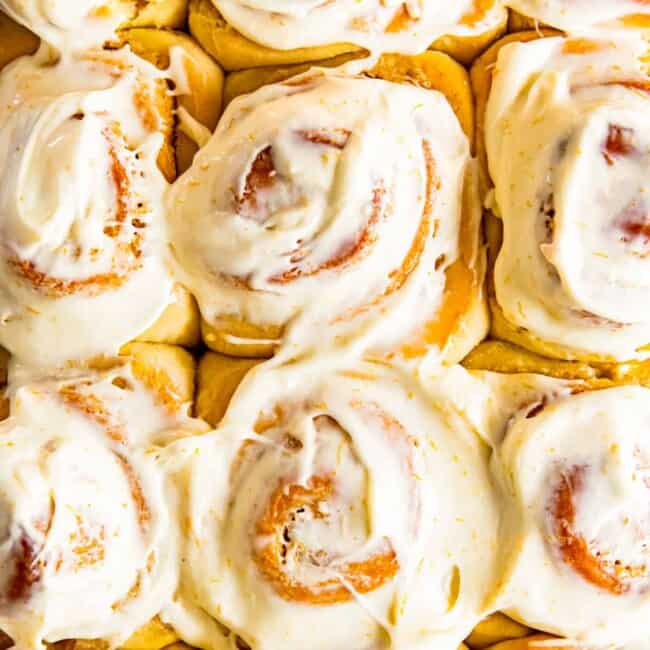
left=166, top=361, right=499, bottom=650
left=493, top=383, right=650, bottom=645
left=486, top=36, right=650, bottom=360
left=0, top=359, right=206, bottom=649
left=0, top=47, right=174, bottom=367
left=168, top=70, right=477, bottom=369
left=208, top=0, right=504, bottom=56
left=507, top=0, right=650, bottom=32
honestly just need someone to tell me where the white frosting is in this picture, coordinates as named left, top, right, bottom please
left=209, top=0, right=505, bottom=55
left=486, top=36, right=650, bottom=360
left=491, top=382, right=650, bottom=645
left=164, top=360, right=499, bottom=650
left=507, top=0, right=650, bottom=33
left=0, top=0, right=134, bottom=51
left=168, top=70, right=477, bottom=371
left=0, top=360, right=206, bottom=648
left=0, top=47, right=174, bottom=367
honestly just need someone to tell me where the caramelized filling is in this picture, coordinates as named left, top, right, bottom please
left=254, top=475, right=398, bottom=605
left=549, top=465, right=647, bottom=595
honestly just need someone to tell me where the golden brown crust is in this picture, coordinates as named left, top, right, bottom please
left=128, top=0, right=188, bottom=30
left=222, top=52, right=363, bottom=107
left=190, top=0, right=507, bottom=70
left=507, top=9, right=547, bottom=33
left=137, top=285, right=201, bottom=348
left=119, top=341, right=197, bottom=411
left=118, top=27, right=224, bottom=175
left=226, top=51, right=474, bottom=154
left=367, top=52, right=475, bottom=147
left=45, top=617, right=179, bottom=649
left=430, top=6, right=508, bottom=65
left=0, top=10, right=39, bottom=72
left=477, top=635, right=580, bottom=650
left=188, top=0, right=363, bottom=71
left=464, top=613, right=531, bottom=649
left=462, top=339, right=650, bottom=389
left=115, top=29, right=224, bottom=347
left=201, top=317, right=281, bottom=358
left=196, top=351, right=261, bottom=425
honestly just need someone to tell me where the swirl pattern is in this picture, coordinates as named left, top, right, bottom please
left=206, top=0, right=505, bottom=55
left=486, top=36, right=650, bottom=360
left=492, top=382, right=650, bottom=645
left=167, top=361, right=499, bottom=650
left=0, top=357, right=206, bottom=648
left=168, top=70, right=483, bottom=367
left=0, top=47, right=174, bottom=366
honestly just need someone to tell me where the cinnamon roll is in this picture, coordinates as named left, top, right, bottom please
left=168, top=64, right=487, bottom=369
left=476, top=34, right=650, bottom=362
left=0, top=0, right=187, bottom=51
left=188, top=0, right=507, bottom=70
left=507, top=1, right=650, bottom=34
left=491, top=381, right=650, bottom=645
left=0, top=35, right=221, bottom=366
left=437, top=362, right=650, bottom=648
left=0, top=345, right=207, bottom=649
left=167, top=360, right=499, bottom=650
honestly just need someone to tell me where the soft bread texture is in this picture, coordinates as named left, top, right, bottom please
left=119, top=26, right=224, bottom=175
left=429, top=12, right=507, bottom=65
left=188, top=0, right=361, bottom=71
left=465, top=613, right=531, bottom=649
left=177, top=55, right=487, bottom=368
left=115, top=27, right=225, bottom=348
left=126, top=0, right=187, bottom=30
left=189, top=0, right=506, bottom=70
left=118, top=342, right=197, bottom=411
left=463, top=340, right=650, bottom=388
left=0, top=9, right=38, bottom=70
left=196, top=351, right=260, bottom=425
left=477, top=637, right=569, bottom=650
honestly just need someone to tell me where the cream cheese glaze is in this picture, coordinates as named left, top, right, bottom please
left=486, top=35, right=650, bottom=360
left=506, top=0, right=650, bottom=32
left=0, top=0, right=134, bottom=50
left=0, top=46, right=174, bottom=367
left=430, top=365, right=650, bottom=647
left=168, top=69, right=480, bottom=371
left=208, top=0, right=505, bottom=56
left=493, top=383, right=650, bottom=645
left=0, top=360, right=206, bottom=649
left=162, top=360, right=500, bottom=650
